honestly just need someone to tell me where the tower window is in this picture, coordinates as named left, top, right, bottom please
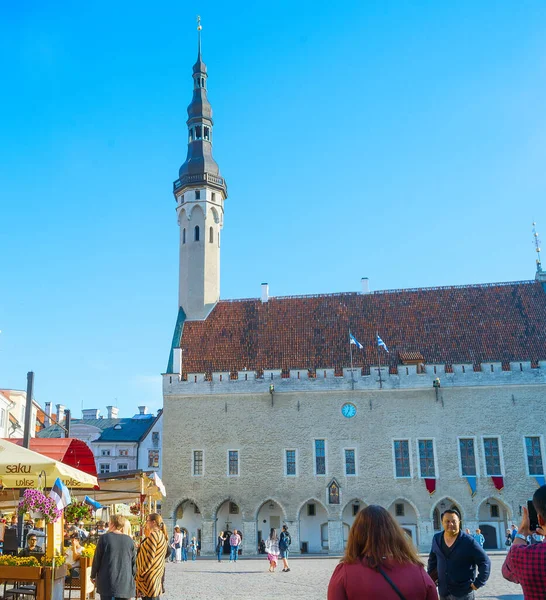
left=201, top=77, right=205, bottom=87
left=204, top=126, right=210, bottom=141
left=209, top=227, right=213, bottom=243
left=211, top=192, right=216, bottom=202
left=189, top=128, right=195, bottom=142
left=182, top=228, right=186, bottom=244
left=195, top=190, right=201, bottom=200
left=195, top=125, right=202, bottom=139
left=194, top=226, right=200, bottom=242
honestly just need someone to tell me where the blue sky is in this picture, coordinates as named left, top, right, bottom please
left=1, top=1, right=545, bottom=418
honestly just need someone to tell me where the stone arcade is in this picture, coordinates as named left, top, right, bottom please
left=161, top=26, right=546, bottom=554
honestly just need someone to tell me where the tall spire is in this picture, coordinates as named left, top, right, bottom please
left=533, top=222, right=546, bottom=286
left=173, top=16, right=227, bottom=196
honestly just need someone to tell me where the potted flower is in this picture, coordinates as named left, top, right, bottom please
left=129, top=502, right=141, bottom=516
left=64, top=501, right=92, bottom=523
left=0, top=555, right=42, bottom=579
left=18, top=489, right=61, bottom=523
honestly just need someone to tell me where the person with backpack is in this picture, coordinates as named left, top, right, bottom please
left=279, top=524, right=292, bottom=572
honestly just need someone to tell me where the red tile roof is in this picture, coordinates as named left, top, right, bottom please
left=177, top=281, right=546, bottom=375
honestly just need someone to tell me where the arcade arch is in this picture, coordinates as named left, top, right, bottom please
left=298, top=498, right=328, bottom=553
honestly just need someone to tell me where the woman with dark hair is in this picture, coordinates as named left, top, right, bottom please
left=264, top=527, right=280, bottom=572
left=328, top=505, right=437, bottom=600
left=136, top=513, right=169, bottom=600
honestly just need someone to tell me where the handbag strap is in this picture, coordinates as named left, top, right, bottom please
left=377, top=566, right=407, bottom=600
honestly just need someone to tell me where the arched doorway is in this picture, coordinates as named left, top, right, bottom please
left=431, top=497, right=464, bottom=532
left=389, top=499, right=419, bottom=545
left=216, top=500, right=243, bottom=555
left=341, top=499, right=366, bottom=548
left=298, top=499, right=328, bottom=553
left=256, top=499, right=285, bottom=554
left=174, top=500, right=202, bottom=548
left=478, top=497, right=510, bottom=549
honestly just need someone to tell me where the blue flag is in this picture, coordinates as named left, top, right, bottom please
left=84, top=496, right=103, bottom=510
left=349, top=332, right=363, bottom=349
left=377, top=334, right=389, bottom=353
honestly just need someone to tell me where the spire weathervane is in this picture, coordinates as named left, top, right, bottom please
left=197, top=15, right=202, bottom=56
left=533, top=222, right=543, bottom=272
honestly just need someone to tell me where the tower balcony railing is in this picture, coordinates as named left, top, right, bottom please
left=173, top=172, right=225, bottom=191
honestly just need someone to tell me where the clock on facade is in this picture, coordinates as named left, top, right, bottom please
left=341, top=403, right=357, bottom=418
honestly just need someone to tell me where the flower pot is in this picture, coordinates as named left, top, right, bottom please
left=0, top=565, right=42, bottom=579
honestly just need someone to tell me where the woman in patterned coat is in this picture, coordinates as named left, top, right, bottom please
left=136, top=513, right=169, bottom=600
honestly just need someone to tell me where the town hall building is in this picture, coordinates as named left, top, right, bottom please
left=162, top=27, right=546, bottom=555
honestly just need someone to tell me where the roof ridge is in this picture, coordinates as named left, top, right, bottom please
left=217, top=280, right=537, bottom=303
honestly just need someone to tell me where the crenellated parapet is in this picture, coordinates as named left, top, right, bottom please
left=163, top=360, right=546, bottom=395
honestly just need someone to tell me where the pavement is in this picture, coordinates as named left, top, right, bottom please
left=163, top=554, right=525, bottom=600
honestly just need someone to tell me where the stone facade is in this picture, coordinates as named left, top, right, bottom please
left=162, top=362, right=546, bottom=553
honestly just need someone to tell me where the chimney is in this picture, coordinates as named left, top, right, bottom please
left=138, top=406, right=149, bottom=415
left=261, top=283, right=269, bottom=303
left=82, top=408, right=100, bottom=420
left=106, top=406, right=119, bottom=419
left=56, top=404, right=65, bottom=424
left=361, top=277, right=370, bottom=294
left=44, top=402, right=52, bottom=427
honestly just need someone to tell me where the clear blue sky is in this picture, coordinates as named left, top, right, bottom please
left=1, top=1, right=545, bottom=418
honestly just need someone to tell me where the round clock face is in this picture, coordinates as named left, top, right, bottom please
left=341, top=403, right=357, bottom=418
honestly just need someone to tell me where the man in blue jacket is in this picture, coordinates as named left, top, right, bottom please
left=427, top=507, right=491, bottom=600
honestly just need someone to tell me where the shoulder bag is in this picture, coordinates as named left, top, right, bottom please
left=377, top=566, right=407, bottom=600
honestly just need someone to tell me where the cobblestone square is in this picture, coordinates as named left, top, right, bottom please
left=163, top=554, right=524, bottom=600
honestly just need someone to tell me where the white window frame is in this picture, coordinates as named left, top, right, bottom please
left=343, top=447, right=358, bottom=477
left=416, top=438, right=438, bottom=479
left=392, top=438, right=412, bottom=479
left=313, top=438, right=328, bottom=476
left=227, top=449, right=240, bottom=477
left=481, top=435, right=505, bottom=476
left=117, top=463, right=128, bottom=471
left=284, top=448, right=298, bottom=477
left=457, top=436, right=480, bottom=477
left=523, top=435, right=545, bottom=477
left=192, top=449, right=205, bottom=477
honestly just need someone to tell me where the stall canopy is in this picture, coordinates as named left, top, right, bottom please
left=6, top=438, right=97, bottom=478
left=73, top=470, right=166, bottom=505
left=0, top=438, right=98, bottom=489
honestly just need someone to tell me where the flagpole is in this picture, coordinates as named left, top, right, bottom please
left=349, top=329, right=355, bottom=391
left=376, top=332, right=383, bottom=390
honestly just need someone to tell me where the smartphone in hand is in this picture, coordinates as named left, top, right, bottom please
left=527, top=500, right=539, bottom=531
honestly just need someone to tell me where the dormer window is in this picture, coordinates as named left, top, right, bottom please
left=114, top=424, right=122, bottom=430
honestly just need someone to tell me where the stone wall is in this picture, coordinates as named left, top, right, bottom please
left=163, top=375, right=546, bottom=553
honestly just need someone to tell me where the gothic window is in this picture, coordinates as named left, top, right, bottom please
left=459, top=438, right=476, bottom=476
left=194, top=226, right=200, bottom=242
left=328, top=479, right=340, bottom=505
left=204, top=126, right=210, bottom=141
left=526, top=437, right=544, bottom=475
left=209, top=227, right=213, bottom=243
left=182, top=228, right=186, bottom=244
left=195, top=190, right=201, bottom=200
left=195, top=125, right=202, bottom=139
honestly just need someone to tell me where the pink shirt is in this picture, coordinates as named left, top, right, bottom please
left=230, top=533, right=241, bottom=546
left=328, top=559, right=438, bottom=600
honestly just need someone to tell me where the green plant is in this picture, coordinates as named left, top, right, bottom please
left=64, top=501, right=92, bottom=523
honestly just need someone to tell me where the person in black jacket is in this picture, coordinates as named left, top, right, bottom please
left=91, top=514, right=136, bottom=600
left=427, top=507, right=490, bottom=600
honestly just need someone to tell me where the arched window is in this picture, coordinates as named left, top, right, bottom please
left=194, top=226, right=200, bottom=242
left=182, top=228, right=186, bottom=244
left=209, top=227, right=213, bottom=243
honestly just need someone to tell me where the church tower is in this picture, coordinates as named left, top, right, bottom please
left=173, top=18, right=227, bottom=321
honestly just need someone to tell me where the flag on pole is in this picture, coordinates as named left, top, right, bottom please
left=84, top=495, right=103, bottom=511
left=349, top=332, right=363, bottom=349
left=49, top=477, right=71, bottom=511
left=377, top=334, right=389, bottom=353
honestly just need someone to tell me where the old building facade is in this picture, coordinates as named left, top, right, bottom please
left=162, top=27, right=546, bottom=554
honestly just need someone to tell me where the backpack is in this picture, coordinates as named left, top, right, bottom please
left=280, top=531, right=291, bottom=549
